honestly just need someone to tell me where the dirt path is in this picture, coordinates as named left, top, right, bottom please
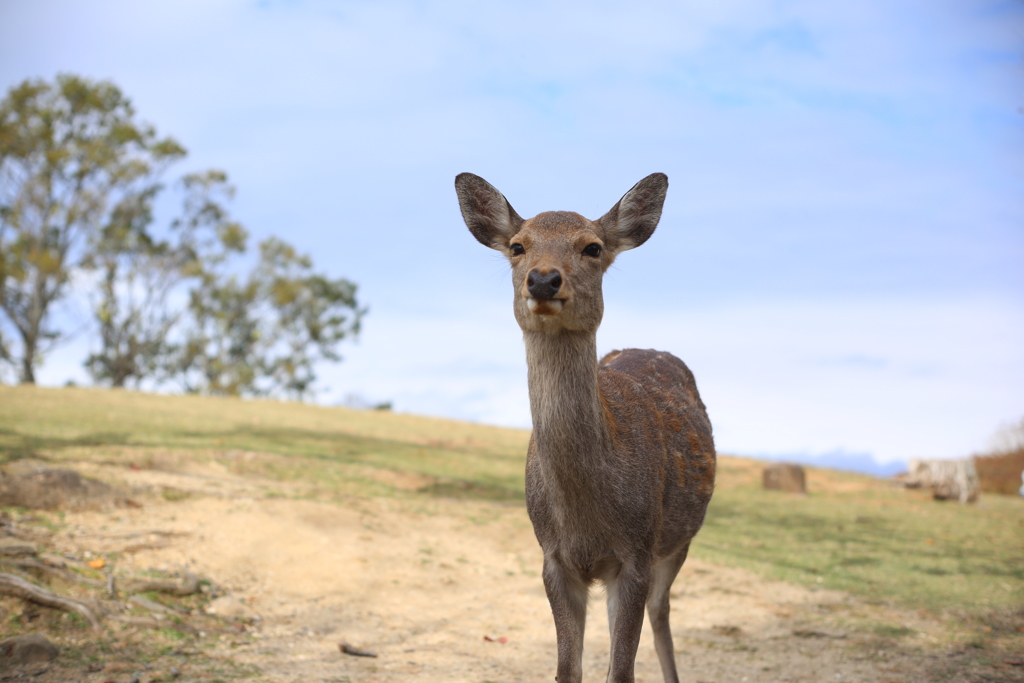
left=5, top=459, right=1008, bottom=683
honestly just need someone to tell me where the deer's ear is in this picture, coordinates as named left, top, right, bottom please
left=455, top=173, right=524, bottom=251
left=596, top=173, right=668, bottom=253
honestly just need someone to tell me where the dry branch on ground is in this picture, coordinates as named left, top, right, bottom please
left=125, top=571, right=201, bottom=596
left=0, top=572, right=102, bottom=630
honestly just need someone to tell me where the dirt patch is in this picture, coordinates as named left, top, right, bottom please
left=1, top=460, right=1021, bottom=683
left=0, top=460, right=133, bottom=511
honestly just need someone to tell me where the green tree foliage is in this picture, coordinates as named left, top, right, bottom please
left=87, top=167, right=363, bottom=400
left=0, top=74, right=184, bottom=383
left=81, top=170, right=245, bottom=387
left=1, top=74, right=364, bottom=397
left=82, top=184, right=171, bottom=386
left=255, top=237, right=364, bottom=399
left=176, top=236, right=364, bottom=400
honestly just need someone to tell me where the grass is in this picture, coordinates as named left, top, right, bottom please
left=2, top=384, right=1022, bottom=618
left=694, top=458, right=1024, bottom=613
left=0, top=384, right=528, bottom=500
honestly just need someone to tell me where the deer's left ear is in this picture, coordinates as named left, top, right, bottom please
left=596, top=173, right=668, bottom=253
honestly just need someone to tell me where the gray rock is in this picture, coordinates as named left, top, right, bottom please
left=0, top=633, right=59, bottom=664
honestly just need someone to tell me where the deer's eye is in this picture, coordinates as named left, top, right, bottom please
left=510, top=243, right=525, bottom=256
left=582, top=243, right=602, bottom=258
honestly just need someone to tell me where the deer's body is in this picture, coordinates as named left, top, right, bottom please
left=455, top=175, right=715, bottom=683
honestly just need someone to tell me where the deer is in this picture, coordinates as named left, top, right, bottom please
left=454, top=172, right=716, bottom=683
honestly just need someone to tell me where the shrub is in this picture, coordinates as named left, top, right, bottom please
left=973, top=448, right=1024, bottom=495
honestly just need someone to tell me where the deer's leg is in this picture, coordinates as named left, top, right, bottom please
left=646, top=545, right=689, bottom=683
left=606, top=562, right=651, bottom=683
left=605, top=576, right=620, bottom=642
left=604, top=576, right=620, bottom=682
left=542, top=556, right=588, bottom=683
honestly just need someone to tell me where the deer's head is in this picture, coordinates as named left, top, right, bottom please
left=455, top=173, right=669, bottom=334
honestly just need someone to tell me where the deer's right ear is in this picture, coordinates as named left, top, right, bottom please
left=455, top=173, right=524, bottom=251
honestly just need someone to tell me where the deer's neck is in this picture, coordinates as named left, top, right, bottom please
left=524, top=330, right=608, bottom=464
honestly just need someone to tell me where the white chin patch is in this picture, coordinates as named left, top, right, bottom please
left=527, top=298, right=564, bottom=315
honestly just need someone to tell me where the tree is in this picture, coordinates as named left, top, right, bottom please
left=2, top=74, right=364, bottom=396
left=0, top=74, right=184, bottom=383
left=254, top=237, right=364, bottom=399
left=83, top=164, right=362, bottom=400
left=175, top=235, right=364, bottom=400
left=82, top=170, right=245, bottom=387
left=82, top=185, right=171, bottom=387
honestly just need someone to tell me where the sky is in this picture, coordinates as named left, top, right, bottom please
left=1, top=0, right=1022, bottom=471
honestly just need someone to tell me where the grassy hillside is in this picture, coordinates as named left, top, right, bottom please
left=2, top=385, right=1021, bottom=616
left=0, top=385, right=529, bottom=500
left=700, top=458, right=1023, bottom=614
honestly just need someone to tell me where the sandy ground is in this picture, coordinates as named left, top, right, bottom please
left=6, top=458, right=1017, bottom=683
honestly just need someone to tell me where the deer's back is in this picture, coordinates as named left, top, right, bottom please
left=598, top=348, right=716, bottom=552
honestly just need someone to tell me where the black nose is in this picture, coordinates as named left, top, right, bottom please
left=527, top=269, right=562, bottom=300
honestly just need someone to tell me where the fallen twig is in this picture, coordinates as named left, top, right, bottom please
left=126, top=571, right=200, bottom=596
left=339, top=642, right=377, bottom=657
left=1, top=524, right=52, bottom=544
left=0, top=557, right=105, bottom=587
left=73, top=530, right=191, bottom=540
left=117, top=541, right=171, bottom=553
left=0, top=540, right=37, bottom=556
left=0, top=572, right=101, bottom=630
left=109, top=614, right=199, bottom=634
left=791, top=629, right=846, bottom=639
left=129, top=593, right=184, bottom=615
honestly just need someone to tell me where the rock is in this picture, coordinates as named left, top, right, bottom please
left=0, top=633, right=59, bottom=664
left=0, top=465, right=130, bottom=512
left=763, top=463, right=806, bottom=493
left=204, top=595, right=257, bottom=621
left=905, top=459, right=979, bottom=503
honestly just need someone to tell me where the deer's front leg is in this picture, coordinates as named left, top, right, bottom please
left=606, top=563, right=651, bottom=683
left=542, top=555, right=588, bottom=683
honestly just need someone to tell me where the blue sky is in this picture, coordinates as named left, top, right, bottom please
left=1, top=0, right=1022, bottom=468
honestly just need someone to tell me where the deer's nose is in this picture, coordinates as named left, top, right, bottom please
left=527, top=269, right=563, bottom=300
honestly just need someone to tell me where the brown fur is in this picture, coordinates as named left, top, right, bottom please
left=455, top=172, right=715, bottom=683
